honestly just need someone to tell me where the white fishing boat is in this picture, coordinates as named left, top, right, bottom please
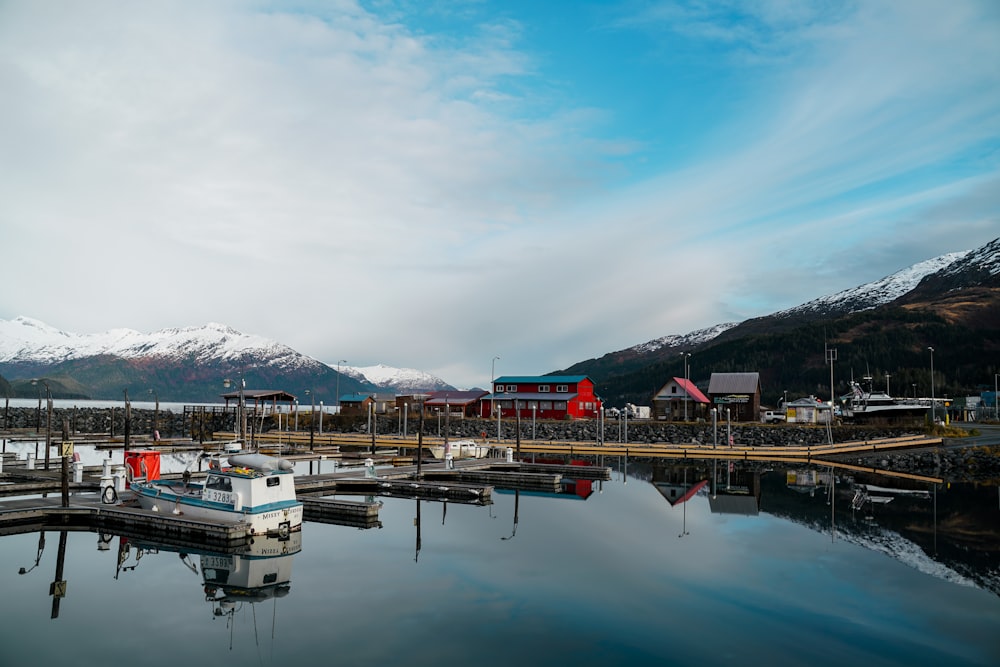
left=844, top=377, right=928, bottom=422
left=129, top=452, right=303, bottom=538
left=426, top=439, right=493, bottom=460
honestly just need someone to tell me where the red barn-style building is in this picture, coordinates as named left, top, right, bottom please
left=482, top=375, right=602, bottom=420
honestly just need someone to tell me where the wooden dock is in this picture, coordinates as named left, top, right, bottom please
left=0, top=432, right=944, bottom=546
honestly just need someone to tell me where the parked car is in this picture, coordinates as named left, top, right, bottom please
left=763, top=410, right=786, bottom=424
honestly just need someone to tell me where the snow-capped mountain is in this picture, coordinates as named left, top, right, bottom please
left=0, top=317, right=323, bottom=371
left=0, top=317, right=453, bottom=400
left=630, top=322, right=741, bottom=355
left=338, top=363, right=454, bottom=393
left=773, top=251, right=970, bottom=319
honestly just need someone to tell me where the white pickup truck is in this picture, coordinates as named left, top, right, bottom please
left=763, top=410, right=786, bottom=424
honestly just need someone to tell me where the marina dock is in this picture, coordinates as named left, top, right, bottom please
left=0, top=431, right=947, bottom=545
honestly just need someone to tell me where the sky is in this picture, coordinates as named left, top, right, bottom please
left=1, top=0, right=998, bottom=390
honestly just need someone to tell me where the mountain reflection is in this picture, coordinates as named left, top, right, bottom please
left=646, top=459, right=1000, bottom=597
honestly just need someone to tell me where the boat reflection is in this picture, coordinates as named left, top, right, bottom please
left=113, top=531, right=300, bottom=636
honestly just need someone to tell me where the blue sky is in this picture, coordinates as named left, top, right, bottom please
left=1, top=1, right=998, bottom=389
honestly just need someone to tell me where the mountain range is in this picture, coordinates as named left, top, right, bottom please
left=2, top=236, right=998, bottom=406
left=0, top=319, right=454, bottom=402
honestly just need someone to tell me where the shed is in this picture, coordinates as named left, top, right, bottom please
left=707, top=372, right=762, bottom=422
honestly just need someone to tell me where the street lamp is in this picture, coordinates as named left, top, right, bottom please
left=305, top=389, right=315, bottom=451
left=148, top=389, right=159, bottom=440
left=682, top=353, right=691, bottom=421
left=928, top=347, right=935, bottom=424
left=491, top=355, right=500, bottom=440
left=336, top=360, right=346, bottom=415
left=223, top=376, right=246, bottom=446
left=994, top=373, right=999, bottom=421
left=31, top=379, right=52, bottom=470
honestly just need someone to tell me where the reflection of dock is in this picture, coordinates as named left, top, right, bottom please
left=0, top=457, right=613, bottom=545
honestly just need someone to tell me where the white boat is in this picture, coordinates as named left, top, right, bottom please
left=426, top=439, right=492, bottom=460
left=844, top=378, right=928, bottom=422
left=129, top=452, right=303, bottom=538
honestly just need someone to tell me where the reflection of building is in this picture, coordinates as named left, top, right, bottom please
left=651, top=465, right=708, bottom=505
left=707, top=373, right=761, bottom=422
left=708, top=465, right=761, bottom=515
left=785, top=469, right=834, bottom=496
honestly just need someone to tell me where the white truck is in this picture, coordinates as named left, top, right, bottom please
left=763, top=410, right=786, bottom=424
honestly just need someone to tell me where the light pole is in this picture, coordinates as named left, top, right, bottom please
left=31, top=379, right=52, bottom=470
left=148, top=389, right=159, bottom=439
left=223, top=375, right=246, bottom=446
left=885, top=373, right=891, bottom=396
left=682, top=352, right=691, bottom=421
left=336, top=360, right=346, bottom=415
left=928, top=347, right=935, bottom=424
left=414, top=394, right=428, bottom=476
left=994, top=373, right=998, bottom=421
left=319, top=401, right=324, bottom=436
left=306, top=389, right=315, bottom=451
left=491, top=355, right=500, bottom=441
left=712, top=407, right=717, bottom=448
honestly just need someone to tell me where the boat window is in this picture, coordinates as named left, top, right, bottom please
left=206, top=475, right=232, bottom=492
left=267, top=476, right=281, bottom=488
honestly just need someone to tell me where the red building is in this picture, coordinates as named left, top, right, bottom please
left=481, top=375, right=602, bottom=420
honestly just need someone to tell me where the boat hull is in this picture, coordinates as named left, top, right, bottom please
left=131, top=481, right=303, bottom=537
left=427, top=440, right=492, bottom=460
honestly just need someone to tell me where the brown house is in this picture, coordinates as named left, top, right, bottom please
left=706, top=372, right=761, bottom=422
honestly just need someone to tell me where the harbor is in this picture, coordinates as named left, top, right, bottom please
left=0, top=425, right=956, bottom=548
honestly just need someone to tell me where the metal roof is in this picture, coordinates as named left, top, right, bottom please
left=424, top=390, right=489, bottom=406
left=707, top=373, right=761, bottom=395
left=221, top=389, right=297, bottom=402
left=655, top=377, right=710, bottom=403
left=493, top=375, right=590, bottom=384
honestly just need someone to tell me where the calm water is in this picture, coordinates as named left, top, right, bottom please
left=1, top=453, right=999, bottom=667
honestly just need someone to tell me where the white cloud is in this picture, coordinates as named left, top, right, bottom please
left=0, top=1, right=997, bottom=389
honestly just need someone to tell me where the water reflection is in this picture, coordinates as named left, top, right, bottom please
left=645, top=458, right=1000, bottom=597
left=113, top=531, right=300, bottom=648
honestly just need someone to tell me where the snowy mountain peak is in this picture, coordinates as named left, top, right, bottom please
left=775, top=251, right=970, bottom=318
left=631, top=322, right=741, bottom=355
left=337, top=363, right=454, bottom=393
left=0, top=317, right=320, bottom=370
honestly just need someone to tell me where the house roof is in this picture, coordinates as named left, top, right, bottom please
left=707, top=372, right=761, bottom=395
left=340, top=393, right=373, bottom=403
left=493, top=375, right=590, bottom=384
left=655, top=377, right=710, bottom=403
left=221, top=389, right=297, bottom=403
left=708, top=494, right=760, bottom=516
left=424, top=390, right=489, bottom=406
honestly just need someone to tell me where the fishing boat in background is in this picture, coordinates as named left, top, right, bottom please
left=426, top=439, right=493, bottom=460
left=128, top=451, right=303, bottom=537
left=844, top=376, right=928, bottom=423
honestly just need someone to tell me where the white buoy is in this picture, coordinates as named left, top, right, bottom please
left=506, top=447, right=514, bottom=463
left=445, top=451, right=454, bottom=470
